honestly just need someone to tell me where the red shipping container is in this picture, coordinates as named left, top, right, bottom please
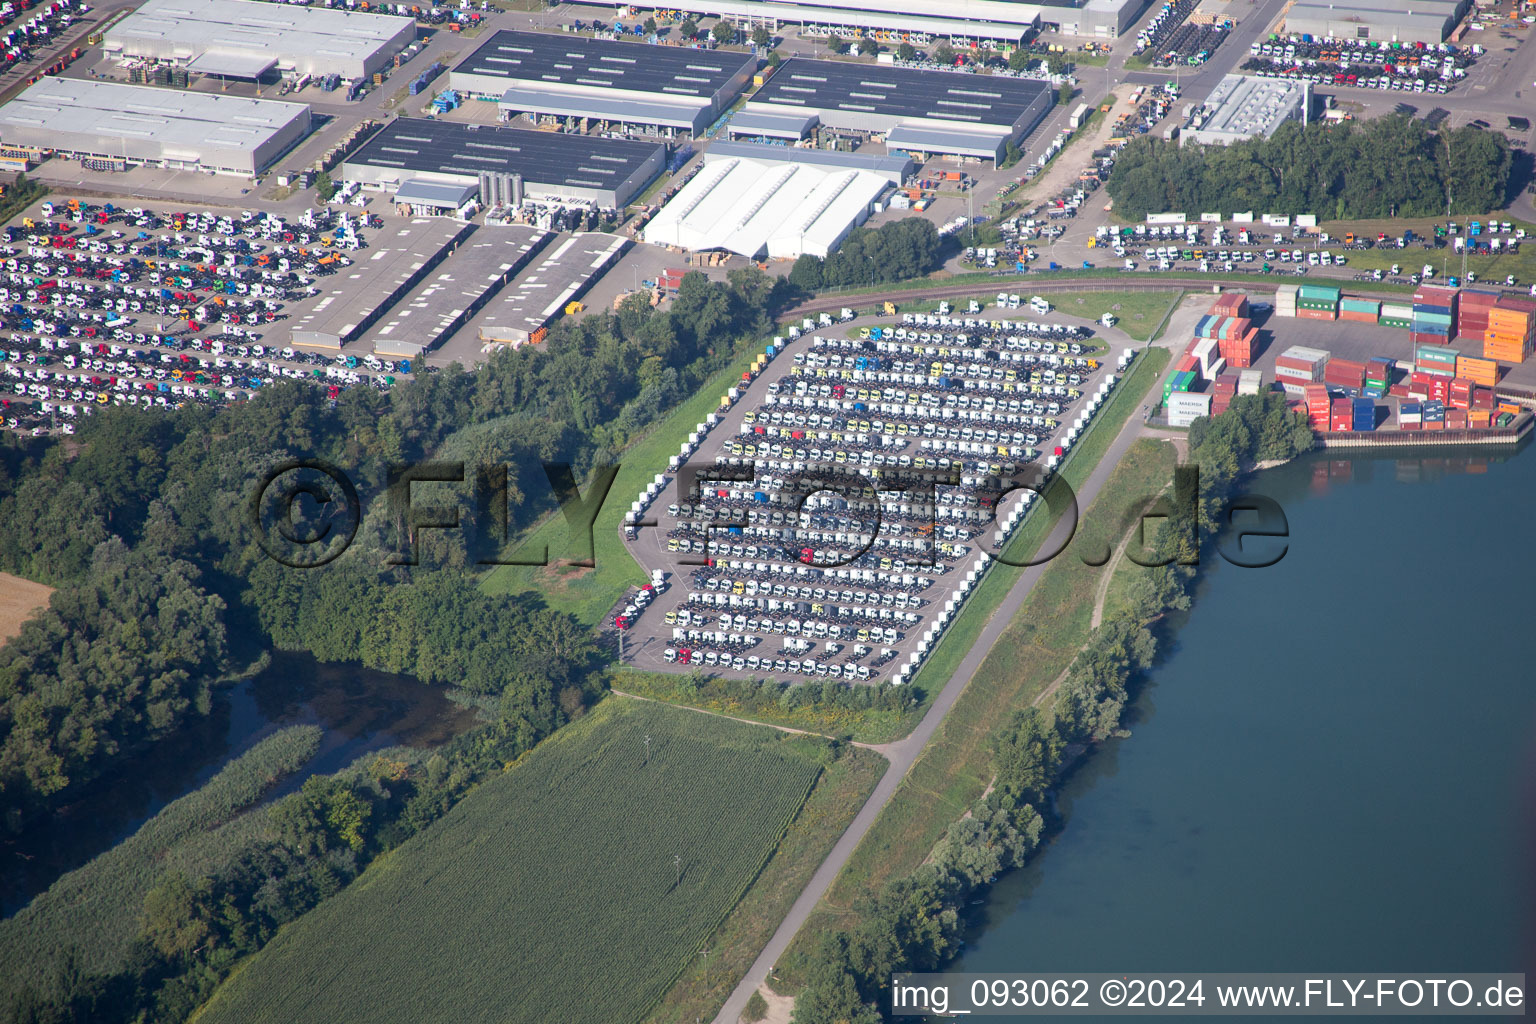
left=1389, top=384, right=1410, bottom=397
left=1176, top=353, right=1198, bottom=374
left=1446, top=410, right=1468, bottom=428
left=1399, top=420, right=1422, bottom=431
left=1424, top=419, right=1445, bottom=431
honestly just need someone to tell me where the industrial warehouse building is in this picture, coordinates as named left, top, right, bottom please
left=744, top=57, right=1052, bottom=164
left=341, top=117, right=666, bottom=210
left=448, top=29, right=755, bottom=138
left=1184, top=74, right=1310, bottom=146
left=1282, top=0, right=1467, bottom=45
left=579, top=0, right=1148, bottom=42
left=0, top=78, right=311, bottom=176
left=643, top=141, right=910, bottom=258
left=103, top=0, right=416, bottom=82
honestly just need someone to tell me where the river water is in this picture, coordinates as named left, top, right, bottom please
left=952, top=444, right=1536, bottom=1004
left=0, top=651, right=479, bottom=916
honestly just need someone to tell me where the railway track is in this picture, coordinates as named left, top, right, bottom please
left=780, top=275, right=1284, bottom=319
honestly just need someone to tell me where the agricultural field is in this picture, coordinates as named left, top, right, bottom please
left=197, top=700, right=825, bottom=1024
left=0, top=571, right=53, bottom=643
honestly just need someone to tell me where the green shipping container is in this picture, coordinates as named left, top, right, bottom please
left=1298, top=284, right=1342, bottom=301
left=1340, top=298, right=1381, bottom=314
left=1381, top=317, right=1412, bottom=330
left=1413, top=311, right=1453, bottom=326
left=1415, top=343, right=1459, bottom=364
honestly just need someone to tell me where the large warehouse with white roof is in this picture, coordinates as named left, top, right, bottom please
left=643, top=142, right=910, bottom=259
left=448, top=29, right=755, bottom=138
left=341, top=117, right=666, bottom=210
left=103, top=0, right=415, bottom=82
left=744, top=57, right=1053, bottom=164
left=0, top=78, right=311, bottom=176
left=579, top=0, right=1148, bottom=42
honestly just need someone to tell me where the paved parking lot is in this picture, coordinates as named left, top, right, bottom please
left=614, top=305, right=1138, bottom=684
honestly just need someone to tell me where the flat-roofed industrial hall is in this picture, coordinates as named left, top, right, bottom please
left=342, top=117, right=665, bottom=209
left=449, top=29, right=755, bottom=138
left=0, top=78, right=311, bottom=176
left=104, top=0, right=416, bottom=82
left=745, top=57, right=1053, bottom=164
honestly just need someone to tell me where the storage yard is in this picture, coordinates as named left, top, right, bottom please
left=614, top=305, right=1138, bottom=684
left=0, top=197, right=417, bottom=436
left=1159, top=283, right=1535, bottom=444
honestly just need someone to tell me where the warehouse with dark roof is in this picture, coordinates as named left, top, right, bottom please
left=340, top=117, right=666, bottom=209
left=745, top=57, right=1052, bottom=164
left=448, top=30, right=756, bottom=138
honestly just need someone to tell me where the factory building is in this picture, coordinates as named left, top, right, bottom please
left=744, top=57, right=1052, bottom=165
left=1183, top=74, right=1310, bottom=146
left=1282, top=0, right=1466, bottom=45
left=103, top=0, right=416, bottom=82
left=448, top=29, right=755, bottom=139
left=578, top=0, right=1147, bottom=42
left=341, top=117, right=666, bottom=210
left=0, top=78, right=311, bottom=176
left=643, top=141, right=911, bottom=258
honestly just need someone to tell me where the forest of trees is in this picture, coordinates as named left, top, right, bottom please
left=788, top=393, right=1315, bottom=1023
left=787, top=218, right=943, bottom=294
left=0, top=542, right=229, bottom=830
left=1107, top=116, right=1512, bottom=220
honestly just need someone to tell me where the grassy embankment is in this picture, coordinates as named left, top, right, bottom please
left=196, top=700, right=827, bottom=1024
left=479, top=342, right=768, bottom=626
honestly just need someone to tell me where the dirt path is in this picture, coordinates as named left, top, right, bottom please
left=611, top=689, right=886, bottom=752
left=0, top=572, right=53, bottom=644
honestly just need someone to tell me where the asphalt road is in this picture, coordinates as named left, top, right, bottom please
left=708, top=328, right=1179, bottom=1024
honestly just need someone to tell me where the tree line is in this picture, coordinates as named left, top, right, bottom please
left=1107, top=115, right=1512, bottom=220
left=788, top=393, right=1315, bottom=1022
left=787, top=219, right=943, bottom=295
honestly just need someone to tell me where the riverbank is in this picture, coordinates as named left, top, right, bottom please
left=950, top=443, right=1536, bottom=980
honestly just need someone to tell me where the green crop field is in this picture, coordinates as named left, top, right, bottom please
left=197, top=700, right=823, bottom=1024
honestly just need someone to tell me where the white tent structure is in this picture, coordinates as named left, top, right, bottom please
left=643, top=149, right=888, bottom=259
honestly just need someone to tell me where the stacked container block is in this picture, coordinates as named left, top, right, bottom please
left=1275, top=345, right=1330, bottom=384
left=1410, top=285, right=1458, bottom=348
left=1296, top=284, right=1340, bottom=321
left=1323, top=357, right=1366, bottom=395
left=1305, top=383, right=1331, bottom=430
left=1456, top=288, right=1501, bottom=343
left=1485, top=297, right=1536, bottom=364
left=1363, top=357, right=1394, bottom=398
left=1274, top=283, right=1298, bottom=318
